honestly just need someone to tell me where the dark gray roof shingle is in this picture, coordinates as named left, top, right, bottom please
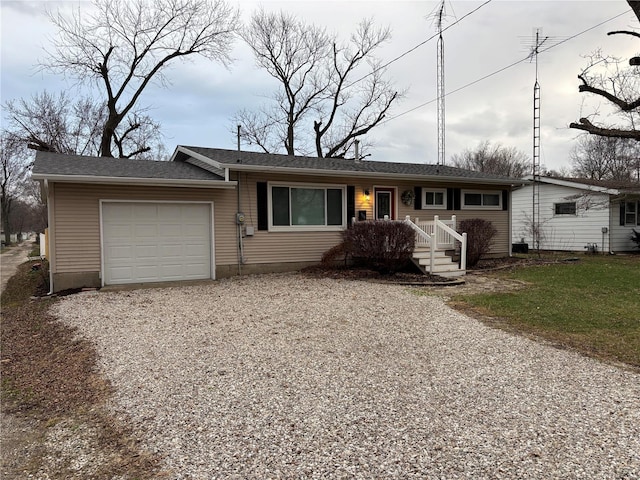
left=32, top=151, right=225, bottom=181
left=180, top=146, right=520, bottom=182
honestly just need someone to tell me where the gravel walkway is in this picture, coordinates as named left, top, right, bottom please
left=53, top=273, right=640, bottom=479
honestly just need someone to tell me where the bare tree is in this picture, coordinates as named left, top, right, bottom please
left=4, top=90, right=165, bottom=159
left=235, top=11, right=400, bottom=158
left=43, top=0, right=240, bottom=157
left=450, top=141, right=531, bottom=178
left=312, top=20, right=399, bottom=158
left=570, top=134, right=639, bottom=181
left=0, top=134, right=29, bottom=245
left=569, top=0, right=640, bottom=141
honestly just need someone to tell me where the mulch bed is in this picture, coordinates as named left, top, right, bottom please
left=301, top=255, right=550, bottom=285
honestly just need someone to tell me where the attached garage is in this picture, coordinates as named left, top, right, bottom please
left=101, top=201, right=214, bottom=285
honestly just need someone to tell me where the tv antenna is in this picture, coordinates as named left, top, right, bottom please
left=521, top=28, right=561, bottom=252
left=429, top=1, right=453, bottom=166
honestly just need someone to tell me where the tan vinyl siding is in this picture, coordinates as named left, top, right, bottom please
left=235, top=174, right=511, bottom=259
left=235, top=172, right=343, bottom=264
left=51, top=183, right=238, bottom=274
left=51, top=175, right=512, bottom=280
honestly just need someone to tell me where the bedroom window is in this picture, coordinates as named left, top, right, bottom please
left=462, top=190, right=501, bottom=209
left=554, top=202, right=577, bottom=215
left=422, top=189, right=446, bottom=209
left=625, top=201, right=638, bottom=226
left=269, top=184, right=346, bottom=231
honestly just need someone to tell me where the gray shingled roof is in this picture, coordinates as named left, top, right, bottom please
left=32, top=151, right=225, bottom=181
left=180, top=146, right=520, bottom=183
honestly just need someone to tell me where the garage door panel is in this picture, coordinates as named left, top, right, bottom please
left=104, top=203, right=133, bottom=220
left=135, top=224, right=159, bottom=237
left=102, top=202, right=212, bottom=285
left=109, top=266, right=134, bottom=282
left=108, top=245, right=134, bottom=260
left=133, top=204, right=158, bottom=217
left=159, top=223, right=182, bottom=236
left=135, top=245, right=159, bottom=258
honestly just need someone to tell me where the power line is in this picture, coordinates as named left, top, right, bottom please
left=345, top=0, right=493, bottom=89
left=381, top=9, right=633, bottom=125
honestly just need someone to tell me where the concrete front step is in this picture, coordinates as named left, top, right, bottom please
left=417, top=256, right=455, bottom=266
left=412, top=248, right=464, bottom=276
left=433, top=269, right=466, bottom=278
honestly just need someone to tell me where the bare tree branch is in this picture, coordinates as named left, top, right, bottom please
left=569, top=118, right=640, bottom=141
left=236, top=12, right=401, bottom=158
left=569, top=0, right=640, bottom=141
left=450, top=141, right=531, bottom=178
left=3, top=90, right=165, bottom=159
left=570, top=134, right=639, bottom=180
left=43, top=0, right=240, bottom=157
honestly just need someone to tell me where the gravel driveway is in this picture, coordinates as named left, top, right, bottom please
left=53, top=273, right=640, bottom=479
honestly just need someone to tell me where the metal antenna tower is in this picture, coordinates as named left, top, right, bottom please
left=436, top=1, right=446, bottom=166
left=532, top=29, right=542, bottom=251
left=521, top=28, right=562, bottom=252
left=524, top=29, right=548, bottom=252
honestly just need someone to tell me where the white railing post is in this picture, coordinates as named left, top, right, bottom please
left=433, top=215, right=439, bottom=249
left=451, top=214, right=456, bottom=231
left=461, top=232, right=467, bottom=271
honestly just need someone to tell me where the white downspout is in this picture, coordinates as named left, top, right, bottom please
left=45, top=180, right=54, bottom=295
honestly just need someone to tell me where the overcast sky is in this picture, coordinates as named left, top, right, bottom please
left=1, top=0, right=637, bottom=171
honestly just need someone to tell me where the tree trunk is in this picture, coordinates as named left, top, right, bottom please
left=286, top=112, right=295, bottom=155
left=2, top=196, right=12, bottom=245
left=99, top=121, right=116, bottom=157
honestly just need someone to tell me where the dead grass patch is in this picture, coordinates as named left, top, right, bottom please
left=1, top=263, right=162, bottom=479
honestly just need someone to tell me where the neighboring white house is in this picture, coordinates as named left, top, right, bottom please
left=512, top=176, right=640, bottom=253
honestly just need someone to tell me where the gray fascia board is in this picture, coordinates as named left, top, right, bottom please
left=31, top=173, right=237, bottom=189
left=224, top=164, right=519, bottom=186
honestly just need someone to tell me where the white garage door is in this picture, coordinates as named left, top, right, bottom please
left=102, top=202, right=212, bottom=285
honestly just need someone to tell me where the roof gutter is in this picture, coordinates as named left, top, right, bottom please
left=31, top=173, right=237, bottom=189
left=522, top=175, right=621, bottom=195
left=220, top=163, right=525, bottom=186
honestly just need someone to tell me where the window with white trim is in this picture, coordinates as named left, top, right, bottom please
left=625, top=201, right=638, bottom=226
left=554, top=202, right=577, bottom=215
left=269, top=183, right=346, bottom=231
left=462, top=190, right=501, bottom=209
left=422, top=189, right=446, bottom=209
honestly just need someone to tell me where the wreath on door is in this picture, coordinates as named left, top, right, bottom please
left=401, top=189, right=415, bottom=206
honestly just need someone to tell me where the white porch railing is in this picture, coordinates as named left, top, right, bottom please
left=412, top=217, right=456, bottom=248
left=404, top=215, right=467, bottom=273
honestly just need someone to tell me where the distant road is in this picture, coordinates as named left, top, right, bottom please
left=1, top=241, right=34, bottom=295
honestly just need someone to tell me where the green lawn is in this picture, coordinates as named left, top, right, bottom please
left=454, top=255, right=640, bottom=368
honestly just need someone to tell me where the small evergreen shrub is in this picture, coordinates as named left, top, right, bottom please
left=459, top=218, right=498, bottom=268
left=342, top=220, right=416, bottom=274
left=631, top=228, right=640, bottom=250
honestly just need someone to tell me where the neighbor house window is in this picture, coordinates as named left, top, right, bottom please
left=625, top=201, right=638, bottom=226
left=269, top=183, right=346, bottom=231
left=554, top=202, right=577, bottom=215
left=462, top=190, right=501, bottom=209
left=422, top=189, right=446, bottom=209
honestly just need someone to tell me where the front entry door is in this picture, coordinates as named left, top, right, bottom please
left=375, top=188, right=395, bottom=220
